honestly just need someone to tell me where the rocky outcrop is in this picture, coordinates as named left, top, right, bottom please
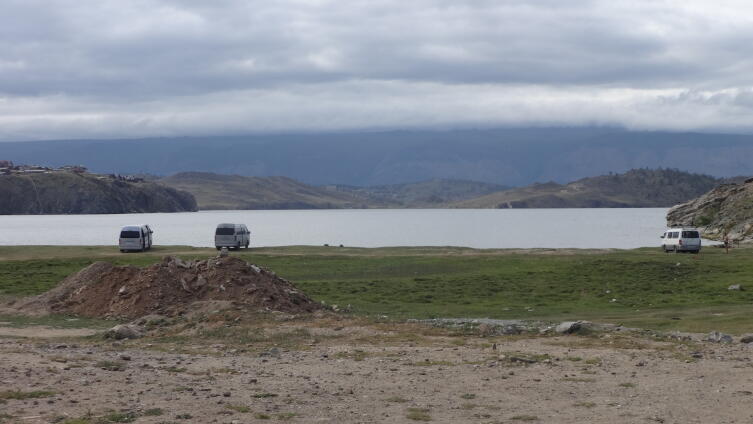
left=0, top=172, right=197, bottom=214
left=666, top=178, right=753, bottom=242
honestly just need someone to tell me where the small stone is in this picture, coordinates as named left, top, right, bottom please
left=120, top=354, right=132, bottom=361
left=104, top=324, right=142, bottom=340
left=728, top=284, right=743, bottom=291
left=706, top=331, right=733, bottom=344
left=555, top=321, right=582, bottom=334
left=740, top=335, right=753, bottom=344
left=223, top=392, right=231, bottom=397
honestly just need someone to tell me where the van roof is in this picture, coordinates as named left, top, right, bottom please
left=121, top=225, right=148, bottom=230
left=666, top=227, right=699, bottom=231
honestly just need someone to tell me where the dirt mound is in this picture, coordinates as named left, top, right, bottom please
left=18, top=256, right=323, bottom=319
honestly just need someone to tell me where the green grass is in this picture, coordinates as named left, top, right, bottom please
left=4, top=245, right=753, bottom=332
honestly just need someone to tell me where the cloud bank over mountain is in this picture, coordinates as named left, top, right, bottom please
left=3, top=0, right=753, bottom=140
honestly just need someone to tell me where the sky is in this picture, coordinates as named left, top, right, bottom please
left=2, top=0, right=753, bottom=141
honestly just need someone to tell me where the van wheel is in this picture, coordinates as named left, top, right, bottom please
left=673, top=246, right=678, bottom=253
left=245, top=242, right=249, bottom=249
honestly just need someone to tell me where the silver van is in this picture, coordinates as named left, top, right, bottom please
left=215, top=223, right=250, bottom=250
left=119, top=224, right=153, bottom=252
left=661, top=227, right=701, bottom=253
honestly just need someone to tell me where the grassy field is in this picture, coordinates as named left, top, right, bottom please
left=2, top=245, right=753, bottom=333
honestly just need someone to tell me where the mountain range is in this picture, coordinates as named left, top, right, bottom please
left=157, top=169, right=722, bottom=210
left=4, top=127, right=753, bottom=186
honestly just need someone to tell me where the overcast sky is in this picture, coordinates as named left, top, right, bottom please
left=2, top=0, right=753, bottom=141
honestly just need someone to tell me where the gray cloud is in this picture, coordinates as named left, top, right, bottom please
left=2, top=0, right=753, bottom=140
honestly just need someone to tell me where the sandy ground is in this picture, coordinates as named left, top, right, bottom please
left=2, top=321, right=753, bottom=424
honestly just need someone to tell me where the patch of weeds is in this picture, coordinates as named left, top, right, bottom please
left=255, top=413, right=271, bottom=419
left=225, top=404, right=250, bottom=413
left=501, top=352, right=552, bottom=365
left=143, top=408, right=164, bottom=416
left=566, top=356, right=582, bottom=362
left=409, top=359, right=454, bottom=366
left=574, top=401, right=596, bottom=408
left=460, top=393, right=476, bottom=399
left=209, top=367, right=239, bottom=374
left=0, top=390, right=56, bottom=400
left=174, top=413, right=193, bottom=420
left=96, top=360, right=127, bottom=371
left=0, top=413, right=14, bottom=423
left=100, top=412, right=137, bottom=423
left=161, top=366, right=187, bottom=373
left=386, top=396, right=408, bottom=403
left=584, top=358, right=602, bottom=365
left=60, top=419, right=92, bottom=424
left=406, top=408, right=431, bottom=421
left=562, top=377, right=596, bottom=383
left=334, top=350, right=369, bottom=361
left=512, top=415, right=539, bottom=421
left=252, top=393, right=278, bottom=398
left=461, top=403, right=477, bottom=410
left=172, top=386, right=192, bottom=393
left=619, top=382, right=636, bottom=388
left=277, top=412, right=298, bottom=420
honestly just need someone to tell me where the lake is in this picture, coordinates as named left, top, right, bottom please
left=0, top=209, right=671, bottom=249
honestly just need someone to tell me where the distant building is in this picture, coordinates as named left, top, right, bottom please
left=60, top=165, right=88, bottom=173
left=0, top=160, right=13, bottom=168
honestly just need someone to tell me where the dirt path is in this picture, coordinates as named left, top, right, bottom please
left=1, top=325, right=752, bottom=423
left=0, top=325, right=99, bottom=338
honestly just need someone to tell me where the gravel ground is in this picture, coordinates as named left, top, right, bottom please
left=2, top=321, right=753, bottom=424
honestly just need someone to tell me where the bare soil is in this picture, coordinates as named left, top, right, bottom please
left=2, top=318, right=753, bottom=424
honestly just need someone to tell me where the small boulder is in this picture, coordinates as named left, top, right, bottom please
left=555, top=321, right=582, bottom=334
left=104, top=324, right=142, bottom=340
left=706, top=331, right=733, bottom=343
left=728, top=284, right=743, bottom=291
left=739, top=335, right=753, bottom=344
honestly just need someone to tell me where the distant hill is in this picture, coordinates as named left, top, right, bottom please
left=158, top=172, right=385, bottom=210
left=0, top=172, right=197, bottom=214
left=5, top=128, right=753, bottom=186
left=454, top=169, right=721, bottom=208
left=667, top=178, right=753, bottom=242
left=331, top=179, right=509, bottom=207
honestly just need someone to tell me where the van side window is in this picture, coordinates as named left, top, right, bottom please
left=682, top=231, right=699, bottom=238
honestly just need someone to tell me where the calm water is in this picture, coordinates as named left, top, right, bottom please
left=0, top=209, right=669, bottom=249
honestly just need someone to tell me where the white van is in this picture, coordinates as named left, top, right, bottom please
left=215, top=223, right=250, bottom=250
left=661, top=227, right=701, bottom=253
left=119, top=224, right=153, bottom=252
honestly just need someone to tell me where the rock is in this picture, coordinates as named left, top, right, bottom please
left=118, top=286, right=128, bottom=295
left=740, top=335, right=753, bottom=344
left=706, top=331, right=733, bottom=343
left=667, top=178, right=753, bottom=243
left=104, top=324, right=142, bottom=340
left=219, top=247, right=229, bottom=257
left=728, top=284, right=743, bottom=291
left=555, top=321, right=582, bottom=334
left=120, top=354, right=132, bottom=361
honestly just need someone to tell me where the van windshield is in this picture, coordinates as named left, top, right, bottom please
left=216, top=227, right=235, bottom=235
left=682, top=231, right=700, bottom=238
left=120, top=231, right=140, bottom=238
